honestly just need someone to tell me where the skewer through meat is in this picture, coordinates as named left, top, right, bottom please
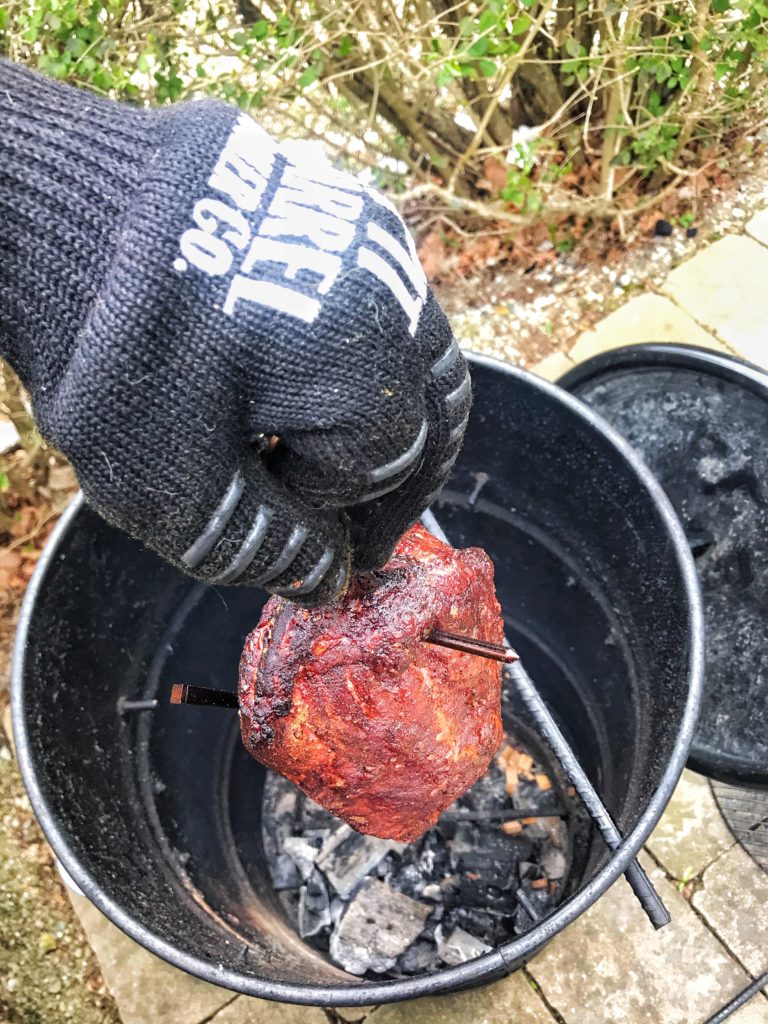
left=238, top=523, right=504, bottom=841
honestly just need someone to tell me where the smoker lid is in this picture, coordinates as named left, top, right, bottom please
left=558, top=344, right=768, bottom=788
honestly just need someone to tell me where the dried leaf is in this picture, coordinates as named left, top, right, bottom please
left=417, top=231, right=453, bottom=281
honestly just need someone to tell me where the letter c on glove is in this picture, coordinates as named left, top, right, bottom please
left=179, top=227, right=234, bottom=277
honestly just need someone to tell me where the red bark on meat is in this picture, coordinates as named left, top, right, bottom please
left=238, top=524, right=504, bottom=841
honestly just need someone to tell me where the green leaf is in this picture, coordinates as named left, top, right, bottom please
left=436, top=64, right=457, bottom=86
left=0, top=472, right=9, bottom=492
left=468, top=36, right=490, bottom=56
left=564, top=36, right=579, bottom=57
left=712, top=0, right=729, bottom=11
left=459, top=15, right=474, bottom=35
left=477, top=57, right=498, bottom=77
left=511, top=14, right=531, bottom=34
left=250, top=20, right=270, bottom=39
left=337, top=34, right=353, bottom=56
left=478, top=9, right=498, bottom=32
left=298, top=64, right=319, bottom=88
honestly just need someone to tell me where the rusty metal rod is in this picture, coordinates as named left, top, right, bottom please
left=169, top=684, right=238, bottom=709
left=426, top=627, right=519, bottom=664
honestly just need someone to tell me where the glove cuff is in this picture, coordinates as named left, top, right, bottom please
left=0, top=59, right=157, bottom=389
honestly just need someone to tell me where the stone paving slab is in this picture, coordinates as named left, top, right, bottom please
left=366, top=971, right=555, bottom=1024
left=693, top=843, right=768, bottom=977
left=646, top=769, right=736, bottom=880
left=568, top=293, right=725, bottom=364
left=530, top=349, right=575, bottom=381
left=527, top=853, right=768, bottom=1024
left=68, top=892, right=233, bottom=1024
left=207, top=993, right=328, bottom=1023
left=746, top=209, right=768, bottom=247
left=662, top=235, right=768, bottom=365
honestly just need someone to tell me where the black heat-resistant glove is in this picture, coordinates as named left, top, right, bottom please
left=0, top=60, right=471, bottom=604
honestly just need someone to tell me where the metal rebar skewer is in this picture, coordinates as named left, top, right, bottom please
left=169, top=684, right=239, bottom=709
left=425, top=626, right=670, bottom=930
left=420, top=507, right=669, bottom=930
left=703, top=970, right=768, bottom=1024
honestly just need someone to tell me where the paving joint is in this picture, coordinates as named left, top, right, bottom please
left=642, top=843, right=763, bottom=984
left=198, top=995, right=241, bottom=1024
left=523, top=967, right=567, bottom=1024
left=648, top=285, right=742, bottom=357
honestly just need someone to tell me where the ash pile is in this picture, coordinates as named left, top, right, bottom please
left=262, top=738, right=572, bottom=977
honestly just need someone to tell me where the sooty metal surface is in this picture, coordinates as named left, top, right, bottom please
left=560, top=345, right=768, bottom=787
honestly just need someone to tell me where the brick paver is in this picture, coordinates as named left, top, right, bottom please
left=746, top=209, right=768, bottom=247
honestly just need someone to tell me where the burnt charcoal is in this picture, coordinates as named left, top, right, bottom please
left=389, top=863, right=426, bottom=899
left=436, top=817, right=458, bottom=840
left=451, top=826, right=521, bottom=891
left=329, top=879, right=432, bottom=975
left=396, top=939, right=437, bottom=974
left=459, top=763, right=508, bottom=815
left=654, top=218, right=673, bottom=236
left=513, top=885, right=554, bottom=934
left=330, top=897, right=345, bottom=926
left=271, top=852, right=303, bottom=891
left=316, top=824, right=402, bottom=899
left=298, top=869, right=332, bottom=938
left=283, top=836, right=320, bottom=882
left=299, top=797, right=335, bottom=832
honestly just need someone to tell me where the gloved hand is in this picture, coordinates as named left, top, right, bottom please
left=0, top=61, right=471, bottom=603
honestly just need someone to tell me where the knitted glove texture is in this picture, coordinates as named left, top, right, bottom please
left=0, top=60, right=471, bottom=602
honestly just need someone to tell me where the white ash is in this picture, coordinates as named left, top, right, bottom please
left=330, top=879, right=431, bottom=975
left=283, top=836, right=320, bottom=882
left=436, top=925, right=492, bottom=966
left=316, top=824, right=404, bottom=899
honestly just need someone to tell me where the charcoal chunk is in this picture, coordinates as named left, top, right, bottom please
left=329, top=879, right=431, bottom=975
left=298, top=869, right=331, bottom=938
